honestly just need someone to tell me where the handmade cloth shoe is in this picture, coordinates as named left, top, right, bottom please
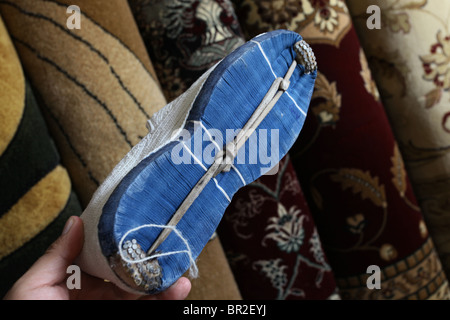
left=77, top=30, right=317, bottom=295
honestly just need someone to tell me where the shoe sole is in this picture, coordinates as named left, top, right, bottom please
left=96, top=30, right=316, bottom=294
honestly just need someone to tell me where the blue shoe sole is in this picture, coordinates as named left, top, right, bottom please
left=97, top=30, right=316, bottom=294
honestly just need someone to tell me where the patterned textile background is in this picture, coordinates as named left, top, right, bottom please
left=219, top=156, right=340, bottom=300
left=233, top=0, right=450, bottom=299
left=347, top=0, right=450, bottom=281
left=0, top=16, right=81, bottom=298
left=130, top=0, right=245, bottom=102
left=129, top=0, right=338, bottom=300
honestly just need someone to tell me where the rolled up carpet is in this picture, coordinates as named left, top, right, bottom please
left=346, top=0, right=450, bottom=283
left=234, top=0, right=450, bottom=299
left=0, top=16, right=82, bottom=298
left=0, top=0, right=167, bottom=207
left=218, top=156, right=340, bottom=300
left=129, top=0, right=245, bottom=102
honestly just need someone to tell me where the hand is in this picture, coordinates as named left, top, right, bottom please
left=3, top=216, right=192, bottom=300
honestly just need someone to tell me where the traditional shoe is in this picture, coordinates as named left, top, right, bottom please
left=77, top=30, right=317, bottom=295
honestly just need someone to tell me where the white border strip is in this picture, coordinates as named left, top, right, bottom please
left=189, top=120, right=247, bottom=186
left=251, top=40, right=307, bottom=117
left=182, top=143, right=231, bottom=202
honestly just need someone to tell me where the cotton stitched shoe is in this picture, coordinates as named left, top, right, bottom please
left=77, top=30, right=317, bottom=295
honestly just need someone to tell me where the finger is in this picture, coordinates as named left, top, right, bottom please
left=18, top=216, right=84, bottom=289
left=141, top=277, right=192, bottom=300
left=70, top=274, right=145, bottom=300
